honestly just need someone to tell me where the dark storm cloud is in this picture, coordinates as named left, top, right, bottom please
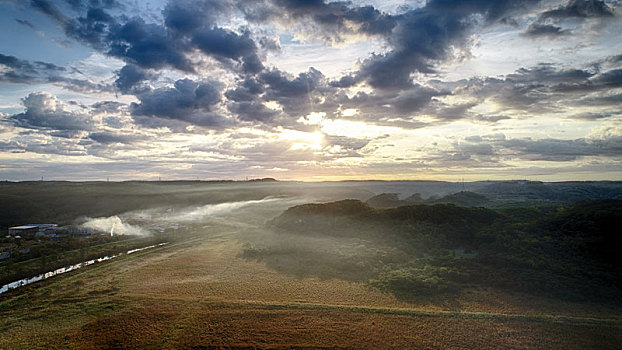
left=225, top=77, right=265, bottom=102
left=191, top=27, right=264, bottom=73
left=91, top=100, right=125, bottom=113
left=106, top=17, right=194, bottom=72
left=25, top=0, right=547, bottom=114
left=221, top=67, right=330, bottom=121
left=605, top=54, right=622, bottom=64
left=114, top=64, right=156, bottom=94
left=0, top=136, right=89, bottom=156
left=263, top=0, right=397, bottom=39
left=473, top=114, right=512, bottom=123
left=523, top=23, right=569, bottom=38
left=523, top=0, right=615, bottom=38
left=350, top=0, right=542, bottom=89
left=325, top=83, right=447, bottom=125
left=88, top=131, right=144, bottom=144
left=260, top=67, right=324, bottom=99
left=30, top=0, right=268, bottom=78
left=48, top=129, right=85, bottom=138
left=228, top=101, right=278, bottom=122
left=223, top=75, right=282, bottom=123
left=21, top=0, right=622, bottom=133
left=439, top=63, right=622, bottom=114
left=507, top=64, right=594, bottom=85
left=163, top=0, right=231, bottom=34
left=391, top=85, right=447, bottom=113
left=67, top=6, right=117, bottom=47
left=49, top=76, right=114, bottom=93
left=326, top=61, right=622, bottom=126
left=570, top=112, right=617, bottom=120
left=590, top=68, right=622, bottom=87
left=0, top=53, right=66, bottom=83
left=329, top=74, right=357, bottom=88
left=452, top=134, right=622, bottom=162
left=130, top=79, right=232, bottom=128
left=572, top=92, right=622, bottom=106
left=0, top=53, right=113, bottom=93
left=538, top=0, right=614, bottom=20
left=504, top=137, right=622, bottom=161
left=8, top=92, right=95, bottom=131
left=63, top=0, right=119, bottom=11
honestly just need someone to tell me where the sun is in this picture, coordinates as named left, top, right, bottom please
left=279, top=129, right=324, bottom=151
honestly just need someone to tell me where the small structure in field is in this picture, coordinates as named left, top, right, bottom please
left=8, top=224, right=57, bottom=236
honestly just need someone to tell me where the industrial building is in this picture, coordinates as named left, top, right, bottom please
left=8, top=224, right=57, bottom=236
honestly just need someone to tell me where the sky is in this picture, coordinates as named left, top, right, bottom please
left=0, top=0, right=620, bottom=181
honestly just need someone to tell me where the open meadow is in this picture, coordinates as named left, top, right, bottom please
left=0, top=181, right=621, bottom=348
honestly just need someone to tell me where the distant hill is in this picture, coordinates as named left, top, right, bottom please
left=267, top=199, right=622, bottom=302
left=366, top=191, right=490, bottom=208
left=403, top=193, right=424, bottom=203
left=365, top=193, right=404, bottom=208
left=271, top=199, right=500, bottom=246
left=476, top=181, right=556, bottom=199
left=247, top=178, right=278, bottom=182
left=362, top=181, right=622, bottom=209
left=476, top=180, right=622, bottom=202
left=428, top=191, right=490, bottom=207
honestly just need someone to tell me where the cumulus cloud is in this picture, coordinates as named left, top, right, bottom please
left=114, top=64, right=156, bottom=94
left=350, top=0, right=543, bottom=89
left=8, top=92, right=95, bottom=131
left=433, top=63, right=622, bottom=115
left=523, top=0, right=615, bottom=38
left=451, top=133, right=622, bottom=162
left=192, top=27, right=264, bottom=73
left=88, top=131, right=145, bottom=144
left=0, top=53, right=65, bottom=83
left=2, top=0, right=619, bottom=180
left=31, top=0, right=264, bottom=76
left=130, top=78, right=232, bottom=128
left=0, top=53, right=112, bottom=93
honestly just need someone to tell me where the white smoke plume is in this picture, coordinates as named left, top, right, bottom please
left=164, top=198, right=281, bottom=222
left=81, top=216, right=150, bottom=236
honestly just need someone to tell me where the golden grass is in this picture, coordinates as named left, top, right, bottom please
left=2, top=296, right=620, bottom=349
left=1, top=230, right=620, bottom=349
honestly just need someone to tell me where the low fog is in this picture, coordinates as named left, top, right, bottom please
left=3, top=180, right=621, bottom=304
left=72, top=180, right=470, bottom=238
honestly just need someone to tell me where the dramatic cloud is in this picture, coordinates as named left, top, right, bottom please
left=0, top=53, right=66, bottom=83
left=0, top=53, right=112, bottom=93
left=114, top=64, right=156, bottom=94
left=524, top=0, right=615, bottom=38
left=7, top=92, right=95, bottom=131
left=191, top=27, right=264, bottom=73
left=351, top=0, right=543, bottom=89
left=453, top=133, right=622, bottom=162
left=88, top=131, right=144, bottom=144
left=30, top=0, right=263, bottom=76
left=131, top=79, right=230, bottom=128
left=0, top=0, right=620, bottom=180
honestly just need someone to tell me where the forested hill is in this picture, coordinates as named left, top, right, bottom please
left=268, top=199, right=622, bottom=302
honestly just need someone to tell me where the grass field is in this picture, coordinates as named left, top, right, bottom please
left=1, top=221, right=620, bottom=349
